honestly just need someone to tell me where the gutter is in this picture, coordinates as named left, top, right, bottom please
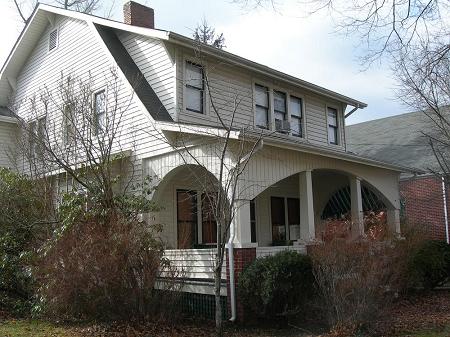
left=442, top=177, right=449, bottom=244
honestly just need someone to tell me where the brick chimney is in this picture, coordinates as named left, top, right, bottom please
left=123, top=1, right=154, bottom=29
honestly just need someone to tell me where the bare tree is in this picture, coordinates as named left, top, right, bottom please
left=193, top=18, right=226, bottom=49
left=163, top=57, right=269, bottom=336
left=11, top=0, right=118, bottom=24
left=12, top=68, right=139, bottom=210
left=396, top=39, right=450, bottom=176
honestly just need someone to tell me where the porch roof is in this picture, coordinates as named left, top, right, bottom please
left=156, top=120, right=422, bottom=174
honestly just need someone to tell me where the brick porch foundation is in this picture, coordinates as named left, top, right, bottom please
left=225, top=247, right=256, bottom=322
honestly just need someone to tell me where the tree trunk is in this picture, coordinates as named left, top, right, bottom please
left=215, top=256, right=223, bottom=337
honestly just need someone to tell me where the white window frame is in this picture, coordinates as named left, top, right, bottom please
left=253, top=80, right=307, bottom=139
left=273, top=90, right=288, bottom=133
left=93, top=88, right=107, bottom=135
left=63, top=103, right=75, bottom=146
left=254, top=83, right=271, bottom=129
left=183, top=58, right=207, bottom=115
left=289, top=94, right=305, bottom=138
left=326, top=104, right=340, bottom=146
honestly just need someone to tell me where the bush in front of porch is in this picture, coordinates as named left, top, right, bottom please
left=238, top=250, right=314, bottom=321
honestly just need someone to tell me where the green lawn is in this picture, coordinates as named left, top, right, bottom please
left=0, top=320, right=80, bottom=337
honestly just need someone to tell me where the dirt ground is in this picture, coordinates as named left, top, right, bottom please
left=1, top=291, right=450, bottom=337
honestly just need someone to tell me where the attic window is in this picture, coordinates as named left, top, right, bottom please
left=48, top=29, right=58, bottom=51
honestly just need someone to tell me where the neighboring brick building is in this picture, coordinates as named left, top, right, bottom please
left=347, top=111, right=450, bottom=243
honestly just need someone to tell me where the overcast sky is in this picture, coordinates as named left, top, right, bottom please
left=0, top=0, right=411, bottom=125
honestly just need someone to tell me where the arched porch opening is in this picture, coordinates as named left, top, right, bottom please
left=248, top=168, right=399, bottom=248
left=152, top=164, right=225, bottom=250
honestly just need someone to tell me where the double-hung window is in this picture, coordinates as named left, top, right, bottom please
left=63, top=104, right=75, bottom=145
left=274, top=91, right=287, bottom=132
left=255, top=84, right=269, bottom=129
left=327, top=107, right=339, bottom=145
left=29, top=121, right=37, bottom=158
left=94, top=89, right=106, bottom=134
left=185, top=61, right=204, bottom=113
left=290, top=96, right=303, bottom=137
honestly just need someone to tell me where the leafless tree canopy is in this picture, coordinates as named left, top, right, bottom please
left=12, top=0, right=117, bottom=24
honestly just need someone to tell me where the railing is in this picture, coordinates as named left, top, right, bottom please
left=256, top=245, right=307, bottom=258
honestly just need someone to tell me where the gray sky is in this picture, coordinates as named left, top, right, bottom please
left=0, top=0, right=411, bottom=124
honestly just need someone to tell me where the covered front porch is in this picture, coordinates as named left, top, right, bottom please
left=152, top=166, right=400, bottom=251
left=145, top=144, right=403, bottom=298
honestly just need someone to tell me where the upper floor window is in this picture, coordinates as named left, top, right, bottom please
left=63, top=104, right=75, bottom=145
left=255, top=84, right=269, bottom=129
left=29, top=120, right=37, bottom=157
left=185, top=61, right=204, bottom=113
left=48, top=29, right=58, bottom=52
left=94, top=89, right=106, bottom=134
left=290, top=96, right=303, bottom=137
left=274, top=91, right=287, bottom=132
left=327, top=107, right=339, bottom=145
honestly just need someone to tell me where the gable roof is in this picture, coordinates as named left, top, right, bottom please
left=94, top=24, right=172, bottom=121
left=346, top=110, right=440, bottom=173
left=0, top=4, right=367, bottom=113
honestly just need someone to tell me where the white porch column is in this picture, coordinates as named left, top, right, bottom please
left=350, top=176, right=364, bottom=237
left=387, top=209, right=401, bottom=236
left=232, top=199, right=255, bottom=247
left=299, top=170, right=315, bottom=241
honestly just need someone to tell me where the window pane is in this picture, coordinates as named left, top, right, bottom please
left=274, top=111, right=285, bottom=121
left=327, top=108, right=337, bottom=127
left=291, top=115, right=301, bottom=136
left=255, top=85, right=268, bottom=107
left=95, top=90, right=106, bottom=132
left=271, top=197, right=286, bottom=242
left=328, top=126, right=337, bottom=144
left=290, top=96, right=302, bottom=117
left=202, top=193, right=217, bottom=244
left=95, top=90, right=106, bottom=114
left=186, top=62, right=203, bottom=89
left=177, top=190, right=197, bottom=249
left=255, top=106, right=268, bottom=128
left=287, top=198, right=300, bottom=240
left=186, top=86, right=203, bottom=112
left=273, top=91, right=286, bottom=113
left=250, top=199, right=256, bottom=243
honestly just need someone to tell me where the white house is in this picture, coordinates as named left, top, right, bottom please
left=0, top=1, right=413, bottom=320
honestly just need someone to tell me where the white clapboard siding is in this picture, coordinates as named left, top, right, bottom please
left=117, top=31, right=176, bottom=118
left=0, top=121, right=17, bottom=169
left=174, top=49, right=347, bottom=150
left=256, top=245, right=307, bottom=258
left=163, top=249, right=227, bottom=281
left=12, top=14, right=175, bottom=186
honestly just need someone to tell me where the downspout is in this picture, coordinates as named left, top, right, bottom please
left=442, top=176, right=449, bottom=244
left=228, top=138, right=264, bottom=322
left=227, top=225, right=236, bottom=322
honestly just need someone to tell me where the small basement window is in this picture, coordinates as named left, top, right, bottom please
left=48, top=29, right=58, bottom=51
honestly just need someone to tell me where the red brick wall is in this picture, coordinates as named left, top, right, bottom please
left=225, top=247, right=256, bottom=322
left=123, top=1, right=154, bottom=29
left=400, top=175, right=448, bottom=241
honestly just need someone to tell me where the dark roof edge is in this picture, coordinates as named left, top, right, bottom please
left=94, top=24, right=173, bottom=122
